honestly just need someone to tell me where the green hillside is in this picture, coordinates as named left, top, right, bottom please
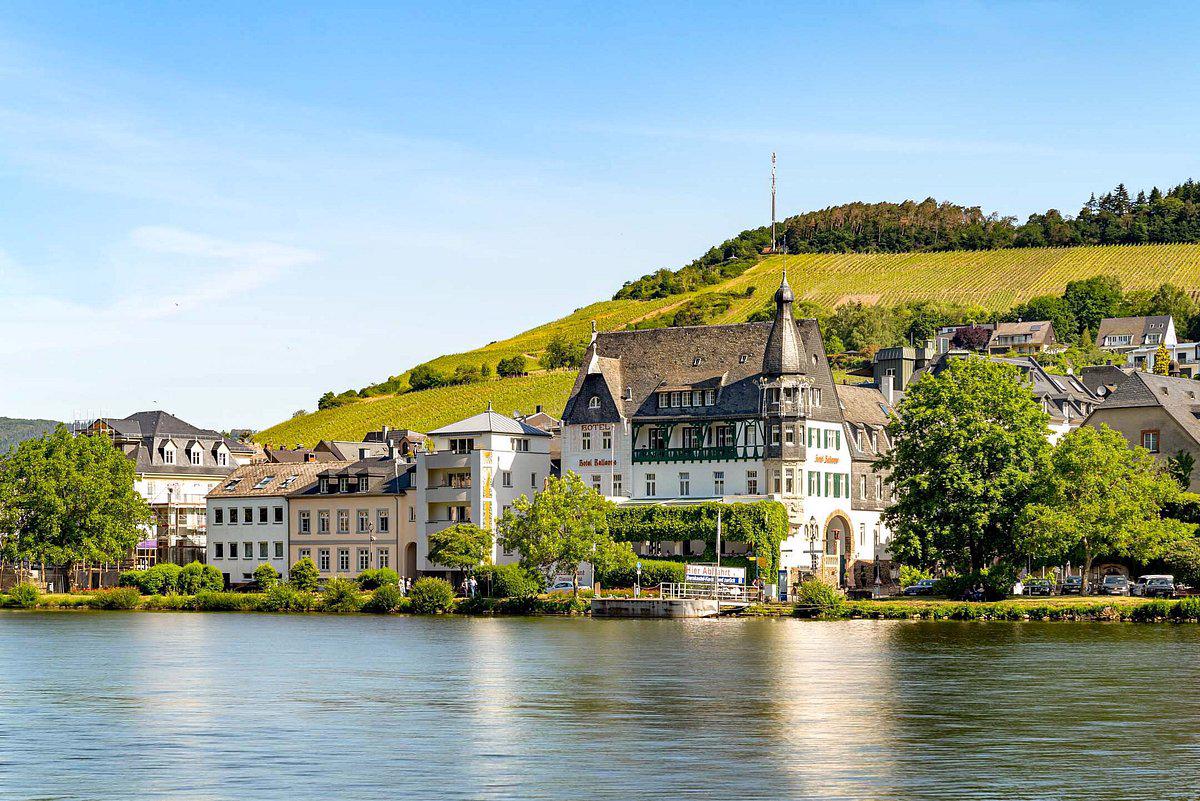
left=257, top=243, right=1200, bottom=446
left=0, top=417, right=61, bottom=453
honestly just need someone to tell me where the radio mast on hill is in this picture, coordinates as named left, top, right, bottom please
left=770, top=152, right=777, bottom=253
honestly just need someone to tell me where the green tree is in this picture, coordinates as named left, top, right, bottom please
left=1063, top=275, right=1123, bottom=335
left=1154, top=342, right=1171, bottom=375
left=1018, top=425, right=1190, bottom=593
left=179, top=561, right=223, bottom=594
left=1164, top=537, right=1200, bottom=588
left=497, top=473, right=632, bottom=596
left=427, top=522, right=493, bottom=574
left=288, top=557, right=320, bottom=591
left=880, top=358, right=1051, bottom=575
left=253, top=562, right=281, bottom=592
left=496, top=355, right=528, bottom=377
left=539, top=336, right=586, bottom=370
left=408, top=364, right=446, bottom=391
left=1006, top=295, right=1076, bottom=342
left=1167, top=450, right=1196, bottom=490
left=0, top=426, right=152, bottom=591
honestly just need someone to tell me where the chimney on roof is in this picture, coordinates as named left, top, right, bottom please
left=590, top=320, right=597, bottom=344
left=881, top=374, right=895, bottom=405
left=305, top=452, right=316, bottom=462
left=382, top=425, right=390, bottom=439
left=536, top=404, right=543, bottom=414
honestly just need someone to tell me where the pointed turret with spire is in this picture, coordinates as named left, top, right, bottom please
left=762, top=271, right=804, bottom=376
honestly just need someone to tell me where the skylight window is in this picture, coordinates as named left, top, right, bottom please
left=251, top=475, right=275, bottom=490
left=223, top=478, right=242, bottom=491
left=278, top=474, right=300, bottom=489
left=692, top=356, right=703, bottom=366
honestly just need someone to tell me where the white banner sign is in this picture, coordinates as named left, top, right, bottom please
left=685, top=564, right=746, bottom=585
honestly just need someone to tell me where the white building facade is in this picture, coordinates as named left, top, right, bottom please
left=414, top=408, right=554, bottom=576
left=561, top=275, right=896, bottom=590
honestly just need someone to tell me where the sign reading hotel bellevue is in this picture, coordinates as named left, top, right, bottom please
left=815, top=455, right=840, bottom=464
left=578, top=458, right=616, bottom=467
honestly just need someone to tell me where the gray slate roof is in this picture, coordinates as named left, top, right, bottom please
left=428, top=409, right=552, bottom=437
left=563, top=317, right=840, bottom=425
left=1087, top=371, right=1200, bottom=447
left=1096, top=315, right=1173, bottom=347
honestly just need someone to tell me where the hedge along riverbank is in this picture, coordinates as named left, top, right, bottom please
left=606, top=500, right=788, bottom=575
left=0, top=587, right=596, bottom=616
left=778, top=596, right=1200, bottom=622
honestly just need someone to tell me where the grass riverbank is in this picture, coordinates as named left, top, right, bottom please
left=7, top=590, right=1200, bottom=623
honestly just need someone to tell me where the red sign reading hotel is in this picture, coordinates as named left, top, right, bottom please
left=579, top=458, right=616, bottom=467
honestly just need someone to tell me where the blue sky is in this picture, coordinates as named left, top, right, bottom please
left=2, top=1, right=1197, bottom=429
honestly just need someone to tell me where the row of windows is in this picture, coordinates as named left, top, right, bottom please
left=646, top=424, right=745, bottom=450
left=213, top=541, right=285, bottom=560
left=213, top=506, right=284, bottom=525
left=299, top=508, right=392, bottom=535
left=640, top=470, right=758, bottom=497
left=657, top=389, right=717, bottom=409
left=162, top=446, right=229, bottom=467
left=318, top=476, right=371, bottom=494
left=580, top=430, right=613, bottom=450
left=297, top=547, right=390, bottom=572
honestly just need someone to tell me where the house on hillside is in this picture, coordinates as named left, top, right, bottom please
left=1124, top=341, right=1200, bottom=377
left=1083, top=371, right=1200, bottom=492
left=1078, top=364, right=1131, bottom=399
left=987, top=321, right=1058, bottom=355
left=313, top=439, right=390, bottom=461
left=82, top=411, right=256, bottom=567
left=1096, top=315, right=1176, bottom=354
left=363, top=426, right=428, bottom=457
left=560, top=274, right=897, bottom=592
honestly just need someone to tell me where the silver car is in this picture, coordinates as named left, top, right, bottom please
left=1097, top=575, right=1130, bottom=596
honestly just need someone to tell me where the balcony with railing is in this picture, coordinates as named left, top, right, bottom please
left=633, top=445, right=738, bottom=464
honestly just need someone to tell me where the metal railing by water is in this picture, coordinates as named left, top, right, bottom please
left=660, top=582, right=761, bottom=604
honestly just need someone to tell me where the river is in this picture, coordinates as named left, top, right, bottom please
left=1, top=612, right=1197, bottom=800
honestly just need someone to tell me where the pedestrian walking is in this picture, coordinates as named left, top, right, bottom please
left=469, top=575, right=478, bottom=598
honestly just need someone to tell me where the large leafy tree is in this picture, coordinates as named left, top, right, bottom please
left=880, top=357, right=1050, bottom=575
left=1018, top=425, right=1191, bottom=593
left=0, top=426, right=151, bottom=590
left=497, top=473, right=633, bottom=596
left=1063, top=274, right=1123, bottom=335
left=427, top=522, right=493, bottom=574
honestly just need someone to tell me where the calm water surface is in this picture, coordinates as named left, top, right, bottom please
left=1, top=612, right=1198, bottom=800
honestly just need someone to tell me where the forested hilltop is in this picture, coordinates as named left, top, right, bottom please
left=616, top=180, right=1200, bottom=299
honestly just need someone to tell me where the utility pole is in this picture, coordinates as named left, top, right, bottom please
left=713, top=508, right=722, bottom=603
left=770, top=152, right=777, bottom=253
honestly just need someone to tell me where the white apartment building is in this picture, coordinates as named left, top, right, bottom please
left=206, top=461, right=336, bottom=586
left=414, top=407, right=553, bottom=577
left=83, top=411, right=256, bottom=566
left=561, top=274, right=896, bottom=589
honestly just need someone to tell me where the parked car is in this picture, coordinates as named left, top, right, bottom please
left=1023, top=578, right=1055, bottom=596
left=547, top=580, right=576, bottom=593
left=1061, top=575, right=1083, bottom=594
left=1138, top=575, right=1177, bottom=598
left=1097, top=575, right=1130, bottom=596
left=902, top=579, right=937, bottom=596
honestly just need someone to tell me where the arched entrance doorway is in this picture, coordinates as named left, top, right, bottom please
left=405, top=542, right=418, bottom=580
left=824, top=514, right=852, bottom=587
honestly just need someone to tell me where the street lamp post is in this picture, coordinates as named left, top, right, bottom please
left=807, top=516, right=819, bottom=573
left=873, top=523, right=881, bottom=590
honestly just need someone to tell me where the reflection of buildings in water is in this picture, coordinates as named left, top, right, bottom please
left=762, top=620, right=901, bottom=795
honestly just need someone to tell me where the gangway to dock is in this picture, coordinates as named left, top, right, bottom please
left=659, top=582, right=761, bottom=609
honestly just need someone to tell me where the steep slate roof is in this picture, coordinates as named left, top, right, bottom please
left=428, top=408, right=552, bottom=437
left=95, top=410, right=248, bottom=476
left=206, top=461, right=346, bottom=499
left=836, top=384, right=894, bottom=461
left=1088, top=371, right=1200, bottom=446
left=563, top=317, right=840, bottom=425
left=291, top=458, right=417, bottom=496
left=763, top=274, right=803, bottom=375
left=1078, top=365, right=1131, bottom=398
left=1096, top=315, right=1173, bottom=347
left=315, top=440, right=391, bottom=460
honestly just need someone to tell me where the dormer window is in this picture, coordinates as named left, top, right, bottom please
left=359, top=477, right=369, bottom=492
left=588, top=396, right=600, bottom=410
left=216, top=450, right=228, bottom=467
left=163, top=443, right=176, bottom=465
left=189, top=448, right=201, bottom=466
left=319, top=477, right=329, bottom=493
left=692, top=356, right=703, bottom=367
left=739, top=354, right=748, bottom=364
left=339, top=476, right=349, bottom=493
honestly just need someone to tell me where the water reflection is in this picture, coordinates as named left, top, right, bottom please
left=1, top=613, right=1199, bottom=800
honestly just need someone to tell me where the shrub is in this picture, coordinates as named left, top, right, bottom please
left=179, top=561, right=223, bottom=594
left=289, top=558, right=320, bottom=591
left=794, top=578, right=845, bottom=609
left=253, top=563, right=281, bottom=592
left=192, top=590, right=257, bottom=611
left=8, top=582, right=41, bottom=609
left=88, top=588, right=141, bottom=610
left=364, top=583, right=408, bottom=613
left=321, top=577, right=363, bottom=613
left=356, top=568, right=399, bottom=590
left=141, top=594, right=191, bottom=611
left=409, top=577, right=456, bottom=614
left=597, top=558, right=685, bottom=588
left=478, top=563, right=542, bottom=598
left=145, top=563, right=183, bottom=594
left=117, top=570, right=143, bottom=590
left=899, top=565, right=932, bottom=588
left=1172, top=596, right=1200, bottom=621
left=260, top=584, right=317, bottom=613
left=933, top=566, right=1017, bottom=601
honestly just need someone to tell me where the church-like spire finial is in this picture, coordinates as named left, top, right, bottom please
left=763, top=271, right=802, bottom=375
